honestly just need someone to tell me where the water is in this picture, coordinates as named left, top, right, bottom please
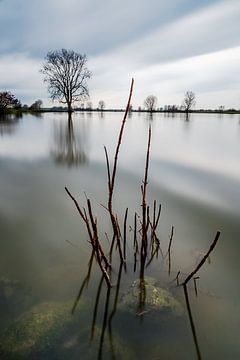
left=0, top=111, right=240, bottom=359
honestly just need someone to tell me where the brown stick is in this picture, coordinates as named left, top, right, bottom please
left=105, top=79, right=134, bottom=264
left=182, top=231, right=221, bottom=286
left=141, top=126, right=152, bottom=257
left=134, top=212, right=137, bottom=251
left=167, top=226, right=174, bottom=255
left=87, top=199, right=111, bottom=270
left=65, top=187, right=94, bottom=243
left=194, top=277, right=200, bottom=297
left=65, top=186, right=86, bottom=221
left=108, top=78, right=134, bottom=212
left=86, top=199, right=112, bottom=288
left=104, top=146, right=111, bottom=193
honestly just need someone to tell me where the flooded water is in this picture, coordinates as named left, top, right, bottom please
left=0, top=111, right=240, bottom=359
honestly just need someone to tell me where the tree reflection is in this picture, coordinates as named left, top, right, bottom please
left=0, top=113, right=21, bottom=136
left=52, top=114, right=88, bottom=167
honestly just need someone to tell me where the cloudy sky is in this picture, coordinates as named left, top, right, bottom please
left=0, top=0, right=240, bottom=109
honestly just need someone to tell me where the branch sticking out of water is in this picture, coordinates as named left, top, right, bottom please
left=141, top=126, right=151, bottom=259
left=182, top=231, right=221, bottom=286
left=104, top=79, right=134, bottom=264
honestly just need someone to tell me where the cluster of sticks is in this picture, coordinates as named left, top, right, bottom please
left=65, top=78, right=164, bottom=288
left=65, top=79, right=221, bottom=360
left=65, top=78, right=221, bottom=297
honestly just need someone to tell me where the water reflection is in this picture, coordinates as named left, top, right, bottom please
left=145, top=112, right=153, bottom=121
left=98, top=111, right=105, bottom=120
left=52, top=114, right=88, bottom=167
left=0, top=113, right=21, bottom=136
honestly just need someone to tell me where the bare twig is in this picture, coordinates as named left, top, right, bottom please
left=123, top=208, right=128, bottom=260
left=141, top=126, right=152, bottom=258
left=167, top=226, right=174, bottom=275
left=182, top=231, right=221, bottom=286
left=108, top=78, right=134, bottom=210
left=194, top=276, right=200, bottom=297
left=105, top=79, right=134, bottom=263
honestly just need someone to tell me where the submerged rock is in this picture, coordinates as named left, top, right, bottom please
left=59, top=326, right=134, bottom=360
left=0, top=299, right=133, bottom=360
left=0, top=277, right=33, bottom=321
left=0, top=301, right=74, bottom=359
left=119, top=277, right=183, bottom=317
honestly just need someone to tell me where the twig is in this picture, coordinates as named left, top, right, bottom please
left=123, top=207, right=128, bottom=260
left=141, top=126, right=152, bottom=258
left=182, top=231, right=221, bottom=286
left=193, top=276, right=200, bottom=297
left=167, top=226, right=174, bottom=275
left=105, top=79, right=134, bottom=263
left=108, top=78, right=134, bottom=211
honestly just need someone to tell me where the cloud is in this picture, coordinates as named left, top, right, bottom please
left=0, top=0, right=229, bottom=57
left=0, top=53, right=46, bottom=103
left=89, top=45, right=240, bottom=108
left=0, top=0, right=239, bottom=108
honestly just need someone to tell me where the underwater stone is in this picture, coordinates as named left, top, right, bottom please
left=119, top=277, right=183, bottom=316
left=0, top=277, right=34, bottom=321
left=0, top=301, right=75, bottom=359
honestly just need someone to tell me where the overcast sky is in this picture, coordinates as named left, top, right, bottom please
left=0, top=0, right=240, bottom=109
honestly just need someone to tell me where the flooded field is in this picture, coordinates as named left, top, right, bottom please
left=0, top=111, right=240, bottom=359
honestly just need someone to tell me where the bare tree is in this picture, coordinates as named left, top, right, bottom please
left=182, top=91, right=196, bottom=113
left=41, top=49, right=91, bottom=113
left=144, top=95, right=157, bottom=112
left=30, top=99, right=43, bottom=111
left=98, top=100, right=105, bottom=111
left=86, top=101, right=92, bottom=111
left=0, top=91, right=19, bottom=112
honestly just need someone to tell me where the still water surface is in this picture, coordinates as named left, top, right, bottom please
left=0, top=111, right=240, bottom=359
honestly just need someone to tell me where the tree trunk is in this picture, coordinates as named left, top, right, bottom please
left=67, top=102, right=72, bottom=113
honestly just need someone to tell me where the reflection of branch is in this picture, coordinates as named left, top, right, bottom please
left=98, top=287, right=111, bottom=360
left=91, top=276, right=104, bottom=340
left=137, top=278, right=146, bottom=316
left=108, top=263, right=123, bottom=360
left=183, top=284, right=202, bottom=360
left=181, top=231, right=220, bottom=360
left=72, top=250, right=95, bottom=314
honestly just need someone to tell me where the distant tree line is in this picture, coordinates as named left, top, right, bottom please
left=0, top=90, right=43, bottom=114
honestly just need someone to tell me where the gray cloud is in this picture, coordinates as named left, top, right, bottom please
left=0, top=0, right=239, bottom=108
left=0, top=0, right=222, bottom=57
